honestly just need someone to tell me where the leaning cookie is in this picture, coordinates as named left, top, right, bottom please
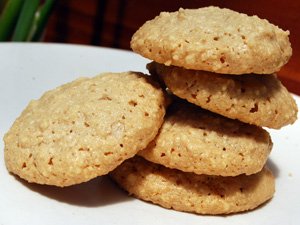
left=139, top=101, right=272, bottom=176
left=110, top=156, right=275, bottom=215
left=4, top=72, right=166, bottom=187
left=131, top=7, right=291, bottom=74
left=149, top=62, right=298, bottom=129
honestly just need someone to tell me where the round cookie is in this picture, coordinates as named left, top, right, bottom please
left=148, top=62, right=298, bottom=129
left=4, top=72, right=166, bottom=187
left=110, top=156, right=275, bottom=215
left=139, top=101, right=272, bottom=176
left=131, top=7, right=292, bottom=75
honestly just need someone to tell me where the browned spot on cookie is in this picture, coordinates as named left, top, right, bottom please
left=48, top=157, right=53, bottom=165
left=79, top=147, right=90, bottom=152
left=250, top=103, right=258, bottom=113
left=104, top=152, right=113, bottom=156
left=129, top=100, right=138, bottom=107
left=220, top=56, right=226, bottom=63
left=99, top=95, right=112, bottom=101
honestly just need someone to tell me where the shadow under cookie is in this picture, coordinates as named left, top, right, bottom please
left=14, top=175, right=133, bottom=207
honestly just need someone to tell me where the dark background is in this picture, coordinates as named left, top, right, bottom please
left=44, top=0, right=300, bottom=94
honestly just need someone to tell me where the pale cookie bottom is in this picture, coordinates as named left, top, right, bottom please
left=111, top=156, right=275, bottom=215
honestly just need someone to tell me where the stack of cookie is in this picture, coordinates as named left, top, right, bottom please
left=111, top=7, right=298, bottom=214
left=3, top=5, right=298, bottom=216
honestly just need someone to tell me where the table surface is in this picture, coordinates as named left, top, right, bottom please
left=1, top=43, right=300, bottom=225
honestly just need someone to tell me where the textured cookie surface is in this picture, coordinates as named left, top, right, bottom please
left=139, top=101, right=272, bottom=176
left=131, top=7, right=292, bottom=74
left=4, top=72, right=166, bottom=187
left=149, top=62, right=298, bottom=129
left=111, top=156, right=275, bottom=215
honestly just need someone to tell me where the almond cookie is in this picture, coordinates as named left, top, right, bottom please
left=149, top=62, right=298, bottom=129
left=131, top=7, right=291, bottom=74
left=139, top=101, right=272, bottom=176
left=4, top=72, right=166, bottom=187
left=110, top=156, right=275, bottom=215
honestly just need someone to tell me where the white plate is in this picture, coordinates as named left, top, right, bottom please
left=0, top=43, right=299, bottom=225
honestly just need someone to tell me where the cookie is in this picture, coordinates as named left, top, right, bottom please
left=110, top=156, right=275, bottom=215
left=131, top=7, right=291, bottom=74
left=4, top=72, right=166, bottom=187
left=149, top=62, right=298, bottom=129
left=139, top=101, right=272, bottom=176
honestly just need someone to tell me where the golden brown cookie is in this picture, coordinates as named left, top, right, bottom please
left=149, top=62, right=298, bottom=129
left=131, top=7, right=292, bottom=74
left=110, top=156, right=275, bottom=215
left=139, top=101, right=272, bottom=176
left=4, top=72, right=166, bottom=187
